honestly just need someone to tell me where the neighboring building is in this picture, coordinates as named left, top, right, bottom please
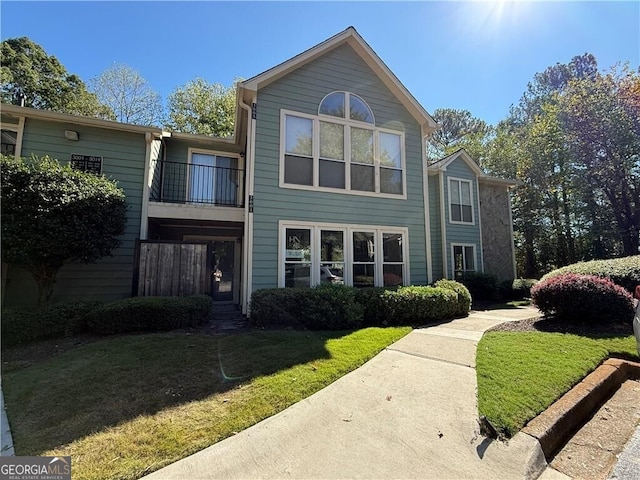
left=1, top=27, right=518, bottom=312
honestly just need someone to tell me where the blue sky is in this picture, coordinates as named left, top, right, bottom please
left=1, top=1, right=638, bottom=126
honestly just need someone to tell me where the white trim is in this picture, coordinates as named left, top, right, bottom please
left=140, top=133, right=156, bottom=240
left=447, top=176, right=476, bottom=226
left=318, top=91, right=376, bottom=126
left=1, top=104, right=163, bottom=136
left=439, top=171, right=447, bottom=278
left=279, top=109, right=407, bottom=200
left=147, top=202, right=244, bottom=223
left=240, top=95, right=258, bottom=315
left=421, top=124, right=433, bottom=283
left=475, top=177, right=485, bottom=273
left=450, top=243, right=478, bottom=280
left=278, top=220, right=410, bottom=288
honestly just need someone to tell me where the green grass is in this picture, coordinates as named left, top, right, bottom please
left=476, top=331, right=639, bottom=438
left=3, top=327, right=410, bottom=480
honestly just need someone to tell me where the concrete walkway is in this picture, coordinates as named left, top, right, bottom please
left=145, top=306, right=551, bottom=480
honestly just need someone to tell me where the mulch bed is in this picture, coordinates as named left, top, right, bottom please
left=488, top=315, right=634, bottom=337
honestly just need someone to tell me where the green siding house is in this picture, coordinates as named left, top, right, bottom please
left=1, top=27, right=518, bottom=312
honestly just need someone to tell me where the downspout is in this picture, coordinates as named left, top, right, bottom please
left=139, top=131, right=154, bottom=240
left=239, top=95, right=256, bottom=315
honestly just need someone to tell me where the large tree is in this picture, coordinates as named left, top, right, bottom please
left=559, top=64, right=640, bottom=256
left=90, top=64, right=163, bottom=126
left=426, top=108, right=492, bottom=164
left=485, top=54, right=639, bottom=276
left=165, top=78, right=239, bottom=137
left=1, top=154, right=127, bottom=304
left=0, top=37, right=112, bottom=118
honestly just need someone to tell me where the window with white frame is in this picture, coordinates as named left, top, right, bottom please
left=188, top=150, right=239, bottom=205
left=452, top=244, right=476, bottom=280
left=281, top=223, right=407, bottom=288
left=449, top=178, right=474, bottom=223
left=281, top=91, right=405, bottom=197
left=1, top=129, right=17, bottom=156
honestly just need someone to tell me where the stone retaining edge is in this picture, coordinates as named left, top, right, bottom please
left=522, top=358, right=640, bottom=460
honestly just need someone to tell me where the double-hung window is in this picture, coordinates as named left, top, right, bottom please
left=281, top=91, right=406, bottom=198
left=449, top=178, right=474, bottom=224
left=280, top=222, right=408, bottom=288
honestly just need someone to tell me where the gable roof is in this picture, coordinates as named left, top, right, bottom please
left=428, top=149, right=484, bottom=176
left=239, top=27, right=438, bottom=136
left=427, top=148, right=521, bottom=187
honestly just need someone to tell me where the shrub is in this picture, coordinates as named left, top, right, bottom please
left=249, top=288, right=307, bottom=329
left=250, top=285, right=363, bottom=330
left=298, top=284, right=364, bottom=330
left=355, top=287, right=393, bottom=326
left=540, top=256, right=640, bottom=293
left=86, top=295, right=212, bottom=334
left=499, top=278, right=539, bottom=300
left=434, top=280, right=472, bottom=316
left=461, top=272, right=498, bottom=301
left=381, top=286, right=458, bottom=325
left=531, top=273, right=634, bottom=324
left=1, top=301, right=102, bottom=346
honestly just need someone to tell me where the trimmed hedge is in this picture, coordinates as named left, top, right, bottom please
left=381, top=286, right=458, bottom=325
left=86, top=295, right=213, bottom=334
left=356, top=287, right=395, bottom=326
left=434, top=279, right=472, bottom=316
left=531, top=273, right=634, bottom=324
left=250, top=285, right=363, bottom=330
left=1, top=301, right=102, bottom=347
left=540, top=256, right=640, bottom=293
left=250, top=284, right=466, bottom=330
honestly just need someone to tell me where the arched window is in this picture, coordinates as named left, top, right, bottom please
left=318, top=92, right=374, bottom=125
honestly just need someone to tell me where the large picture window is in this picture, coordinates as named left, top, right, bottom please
left=449, top=178, right=474, bottom=224
left=280, top=222, right=408, bottom=288
left=280, top=92, right=405, bottom=198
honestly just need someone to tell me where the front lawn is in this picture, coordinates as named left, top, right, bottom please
left=3, top=327, right=410, bottom=480
left=476, top=331, right=638, bottom=438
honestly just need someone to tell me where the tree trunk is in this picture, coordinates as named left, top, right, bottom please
left=32, top=265, right=59, bottom=306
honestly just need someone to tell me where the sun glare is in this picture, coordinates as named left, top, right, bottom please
left=465, top=0, right=534, bottom=35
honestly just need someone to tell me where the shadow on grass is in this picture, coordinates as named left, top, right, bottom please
left=2, top=329, right=346, bottom=455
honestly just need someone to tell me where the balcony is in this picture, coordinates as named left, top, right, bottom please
left=150, top=160, right=245, bottom=208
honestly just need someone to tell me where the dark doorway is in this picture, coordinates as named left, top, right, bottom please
left=213, top=240, right=235, bottom=301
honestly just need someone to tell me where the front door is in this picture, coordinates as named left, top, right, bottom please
left=213, top=240, right=235, bottom=301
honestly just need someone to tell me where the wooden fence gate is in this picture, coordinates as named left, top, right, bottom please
left=133, top=240, right=213, bottom=297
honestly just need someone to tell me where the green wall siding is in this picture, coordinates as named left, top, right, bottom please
left=251, top=44, right=428, bottom=291
left=442, top=158, right=482, bottom=278
left=428, top=175, right=443, bottom=280
left=4, top=118, right=147, bottom=305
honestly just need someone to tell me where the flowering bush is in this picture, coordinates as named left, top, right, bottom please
left=540, top=255, right=640, bottom=293
left=531, top=273, right=634, bottom=324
